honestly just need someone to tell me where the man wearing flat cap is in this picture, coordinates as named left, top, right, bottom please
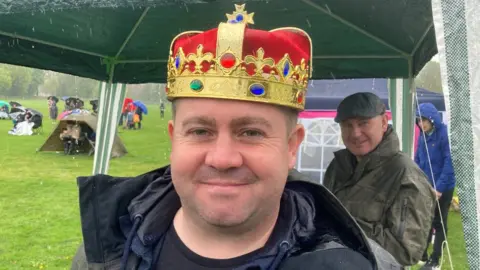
left=323, top=92, right=436, bottom=266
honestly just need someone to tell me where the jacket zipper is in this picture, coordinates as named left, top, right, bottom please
left=397, top=198, right=408, bottom=238
left=91, top=178, right=105, bottom=263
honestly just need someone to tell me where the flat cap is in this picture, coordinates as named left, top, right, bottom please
left=334, top=92, right=386, bottom=123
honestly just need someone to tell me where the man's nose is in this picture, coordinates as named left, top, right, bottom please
left=350, top=126, right=362, bottom=137
left=204, top=133, right=243, bottom=170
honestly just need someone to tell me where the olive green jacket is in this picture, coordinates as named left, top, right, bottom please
left=323, top=126, right=436, bottom=266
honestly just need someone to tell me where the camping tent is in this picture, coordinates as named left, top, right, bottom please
left=38, top=113, right=127, bottom=158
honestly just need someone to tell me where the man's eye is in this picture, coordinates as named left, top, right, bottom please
left=190, top=129, right=210, bottom=136
left=241, top=130, right=264, bottom=137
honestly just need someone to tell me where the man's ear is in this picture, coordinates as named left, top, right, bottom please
left=168, top=120, right=175, bottom=142
left=382, top=114, right=389, bottom=132
left=288, top=124, right=305, bottom=169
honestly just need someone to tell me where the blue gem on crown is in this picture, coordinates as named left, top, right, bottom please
left=226, top=4, right=254, bottom=25
left=175, top=55, right=180, bottom=69
left=236, top=14, right=244, bottom=22
left=249, top=83, right=265, bottom=96
left=283, top=62, right=290, bottom=77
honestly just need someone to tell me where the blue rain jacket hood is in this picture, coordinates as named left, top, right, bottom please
left=415, top=103, right=456, bottom=192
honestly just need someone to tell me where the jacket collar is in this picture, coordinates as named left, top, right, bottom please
left=334, top=125, right=400, bottom=173
left=79, top=166, right=380, bottom=269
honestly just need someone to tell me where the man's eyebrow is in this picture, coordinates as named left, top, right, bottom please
left=230, top=116, right=273, bottom=130
left=181, top=116, right=216, bottom=128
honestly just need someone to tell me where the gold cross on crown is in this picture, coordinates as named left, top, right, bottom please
left=226, top=4, right=255, bottom=24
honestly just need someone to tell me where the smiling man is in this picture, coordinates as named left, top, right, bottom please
left=71, top=5, right=402, bottom=270
left=323, top=92, right=436, bottom=266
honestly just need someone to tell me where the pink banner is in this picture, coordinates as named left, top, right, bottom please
left=414, top=125, right=420, bottom=154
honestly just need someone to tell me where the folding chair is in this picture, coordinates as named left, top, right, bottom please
left=33, top=126, right=43, bottom=135
left=85, top=132, right=96, bottom=156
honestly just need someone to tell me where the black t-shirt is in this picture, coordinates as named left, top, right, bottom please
left=155, top=224, right=265, bottom=270
left=155, top=211, right=288, bottom=270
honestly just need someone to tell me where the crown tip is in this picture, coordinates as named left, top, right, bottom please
left=225, top=3, right=254, bottom=25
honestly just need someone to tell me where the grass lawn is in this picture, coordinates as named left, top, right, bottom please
left=0, top=100, right=468, bottom=269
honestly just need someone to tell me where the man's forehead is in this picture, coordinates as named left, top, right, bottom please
left=176, top=98, right=284, bottom=116
left=341, top=115, right=385, bottom=124
left=177, top=97, right=269, bottom=109
left=181, top=115, right=273, bottom=128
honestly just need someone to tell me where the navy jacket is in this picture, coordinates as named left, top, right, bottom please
left=71, top=166, right=402, bottom=270
left=415, top=103, right=456, bottom=193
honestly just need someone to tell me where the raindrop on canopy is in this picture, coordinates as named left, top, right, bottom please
left=306, top=19, right=311, bottom=28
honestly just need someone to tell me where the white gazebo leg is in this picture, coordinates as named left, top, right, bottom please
left=92, top=79, right=127, bottom=175
left=388, top=78, right=415, bottom=158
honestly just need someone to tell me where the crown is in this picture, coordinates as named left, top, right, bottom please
left=166, top=4, right=313, bottom=110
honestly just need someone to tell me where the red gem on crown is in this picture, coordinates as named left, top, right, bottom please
left=297, top=92, right=304, bottom=104
left=220, top=53, right=236, bottom=68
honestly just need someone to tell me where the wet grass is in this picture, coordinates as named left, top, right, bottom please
left=0, top=100, right=170, bottom=269
left=0, top=100, right=468, bottom=269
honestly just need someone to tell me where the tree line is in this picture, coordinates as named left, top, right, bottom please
left=0, top=64, right=45, bottom=97
left=0, top=63, right=99, bottom=98
left=41, top=70, right=99, bottom=98
left=0, top=60, right=441, bottom=102
left=0, top=63, right=164, bottom=103
left=414, top=61, right=442, bottom=93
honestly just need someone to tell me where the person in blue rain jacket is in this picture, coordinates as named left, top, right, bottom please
left=415, top=103, right=456, bottom=270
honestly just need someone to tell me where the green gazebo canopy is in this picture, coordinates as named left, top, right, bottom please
left=0, top=0, right=436, bottom=83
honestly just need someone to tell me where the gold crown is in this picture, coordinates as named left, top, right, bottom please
left=166, top=4, right=312, bottom=110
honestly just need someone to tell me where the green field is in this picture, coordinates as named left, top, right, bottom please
left=0, top=100, right=468, bottom=269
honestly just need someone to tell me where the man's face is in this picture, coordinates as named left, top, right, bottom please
left=168, top=98, right=304, bottom=228
left=340, top=115, right=388, bottom=157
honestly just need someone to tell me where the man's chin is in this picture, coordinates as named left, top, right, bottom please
left=350, top=147, right=372, bottom=157
left=199, top=209, right=250, bottom=228
left=204, top=217, right=249, bottom=229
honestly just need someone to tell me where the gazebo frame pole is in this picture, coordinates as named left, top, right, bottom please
left=91, top=8, right=150, bottom=175
left=388, top=75, right=415, bottom=158
left=402, top=60, right=416, bottom=159
left=92, top=63, right=115, bottom=175
left=92, top=65, right=127, bottom=175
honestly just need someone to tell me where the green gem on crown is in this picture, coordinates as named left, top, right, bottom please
left=190, top=79, right=203, bottom=91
